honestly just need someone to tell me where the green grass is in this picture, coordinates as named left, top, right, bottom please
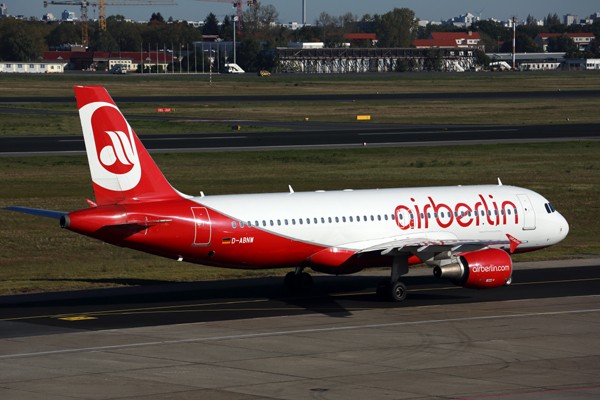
left=1, top=71, right=600, bottom=97
left=1, top=142, right=599, bottom=295
left=0, top=112, right=282, bottom=136
left=1, top=97, right=599, bottom=137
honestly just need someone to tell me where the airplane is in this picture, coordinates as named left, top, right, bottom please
left=4, top=86, right=570, bottom=302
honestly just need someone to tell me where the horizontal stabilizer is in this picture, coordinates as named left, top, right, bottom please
left=3, top=207, right=67, bottom=220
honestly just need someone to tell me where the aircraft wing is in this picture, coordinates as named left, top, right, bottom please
left=357, top=238, right=512, bottom=257
left=3, top=207, right=67, bottom=220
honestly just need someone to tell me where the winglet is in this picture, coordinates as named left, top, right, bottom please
left=498, top=177, right=503, bottom=186
left=506, top=234, right=522, bottom=253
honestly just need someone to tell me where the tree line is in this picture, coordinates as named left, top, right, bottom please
left=1, top=2, right=598, bottom=71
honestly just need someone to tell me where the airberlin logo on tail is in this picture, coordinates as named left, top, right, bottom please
left=79, top=101, right=142, bottom=191
left=98, top=130, right=136, bottom=174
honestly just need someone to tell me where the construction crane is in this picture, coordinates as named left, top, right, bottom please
left=44, top=0, right=177, bottom=46
left=194, top=0, right=257, bottom=33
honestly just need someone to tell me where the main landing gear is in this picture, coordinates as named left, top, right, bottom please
left=376, top=256, right=409, bottom=302
left=284, top=267, right=313, bottom=292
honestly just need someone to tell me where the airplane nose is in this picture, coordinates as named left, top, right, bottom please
left=559, top=214, right=569, bottom=240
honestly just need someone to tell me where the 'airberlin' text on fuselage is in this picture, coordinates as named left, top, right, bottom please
left=395, top=194, right=519, bottom=231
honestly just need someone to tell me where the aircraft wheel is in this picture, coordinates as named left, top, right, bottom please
left=284, top=271, right=296, bottom=291
left=298, top=272, right=313, bottom=291
left=389, top=281, right=407, bottom=302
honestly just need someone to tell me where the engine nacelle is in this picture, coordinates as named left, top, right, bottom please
left=433, top=248, right=512, bottom=289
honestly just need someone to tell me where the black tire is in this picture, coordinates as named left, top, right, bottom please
left=389, top=281, right=407, bottom=302
left=298, top=272, right=313, bottom=291
left=284, top=271, right=296, bottom=291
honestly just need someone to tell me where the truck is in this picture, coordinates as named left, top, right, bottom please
left=224, top=63, right=245, bottom=74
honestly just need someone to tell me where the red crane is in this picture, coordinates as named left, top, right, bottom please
left=195, top=0, right=257, bottom=33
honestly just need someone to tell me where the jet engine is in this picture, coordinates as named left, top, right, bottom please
left=433, top=248, right=512, bottom=289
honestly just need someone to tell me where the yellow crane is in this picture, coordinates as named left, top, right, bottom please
left=44, top=0, right=178, bottom=46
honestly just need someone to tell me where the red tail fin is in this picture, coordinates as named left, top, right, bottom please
left=75, top=86, right=181, bottom=205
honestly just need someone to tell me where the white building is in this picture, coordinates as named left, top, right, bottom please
left=443, top=13, right=479, bottom=27
left=42, top=13, right=56, bottom=22
left=0, top=3, right=7, bottom=17
left=281, top=21, right=310, bottom=30
left=564, top=59, right=600, bottom=70
left=563, top=14, right=578, bottom=25
left=62, top=9, right=77, bottom=22
left=0, top=61, right=68, bottom=74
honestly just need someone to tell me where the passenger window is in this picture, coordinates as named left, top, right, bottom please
left=501, top=210, right=505, bottom=216
left=454, top=212, right=458, bottom=217
left=384, top=214, right=388, bottom=221
left=363, top=216, right=367, bottom=221
left=328, top=217, right=332, bottom=223
left=341, top=216, right=345, bottom=222
left=391, top=214, right=395, bottom=221
left=399, top=214, right=403, bottom=220
left=307, top=218, right=310, bottom=224
left=232, top=221, right=237, bottom=228
left=321, top=217, right=325, bottom=223
left=255, top=220, right=259, bottom=227
left=263, top=220, right=266, bottom=226
left=314, top=218, right=318, bottom=224
left=434, top=213, right=438, bottom=218
left=514, top=209, right=518, bottom=215
left=481, top=210, right=485, bottom=216
left=441, top=212, right=444, bottom=218
left=349, top=216, right=353, bottom=222
left=247, top=221, right=251, bottom=227
left=494, top=210, right=498, bottom=216
left=240, top=221, right=244, bottom=228
left=292, top=219, right=296, bottom=225
left=285, top=219, right=289, bottom=225
left=487, top=210, right=491, bottom=216
left=507, top=209, right=511, bottom=215
left=299, top=219, right=303, bottom=225
left=335, top=217, right=339, bottom=223
left=270, top=220, right=274, bottom=226
left=410, top=214, right=414, bottom=220
left=371, top=215, right=374, bottom=221
left=277, top=219, right=281, bottom=226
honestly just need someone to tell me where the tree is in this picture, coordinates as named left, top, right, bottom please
left=544, top=13, right=561, bottom=26
left=46, top=23, right=81, bottom=47
left=236, top=36, right=263, bottom=72
left=0, top=18, right=44, bottom=61
left=373, top=8, right=418, bottom=48
left=526, top=14, right=537, bottom=26
left=220, top=15, right=233, bottom=41
left=500, top=31, right=541, bottom=53
left=547, top=33, right=577, bottom=53
left=242, top=2, right=279, bottom=36
left=203, top=12, right=219, bottom=36
left=395, top=58, right=408, bottom=72
left=150, top=12, right=165, bottom=24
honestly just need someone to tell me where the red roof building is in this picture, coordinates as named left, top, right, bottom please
left=428, top=32, right=482, bottom=47
left=343, top=33, right=377, bottom=46
left=42, top=51, right=176, bottom=71
left=534, top=33, right=595, bottom=51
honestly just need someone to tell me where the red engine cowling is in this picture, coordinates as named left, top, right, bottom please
left=433, top=248, right=512, bottom=289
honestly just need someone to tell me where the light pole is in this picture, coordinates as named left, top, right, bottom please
left=233, top=15, right=238, bottom=65
left=497, top=36, right=500, bottom=53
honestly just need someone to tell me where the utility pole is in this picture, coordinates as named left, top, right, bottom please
left=233, top=15, right=237, bottom=64
left=512, top=16, right=516, bottom=69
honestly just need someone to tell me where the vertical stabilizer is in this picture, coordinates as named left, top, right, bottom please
left=75, top=86, right=181, bottom=205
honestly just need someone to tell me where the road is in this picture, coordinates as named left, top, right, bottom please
left=1, top=259, right=599, bottom=399
left=2, top=122, right=600, bottom=156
